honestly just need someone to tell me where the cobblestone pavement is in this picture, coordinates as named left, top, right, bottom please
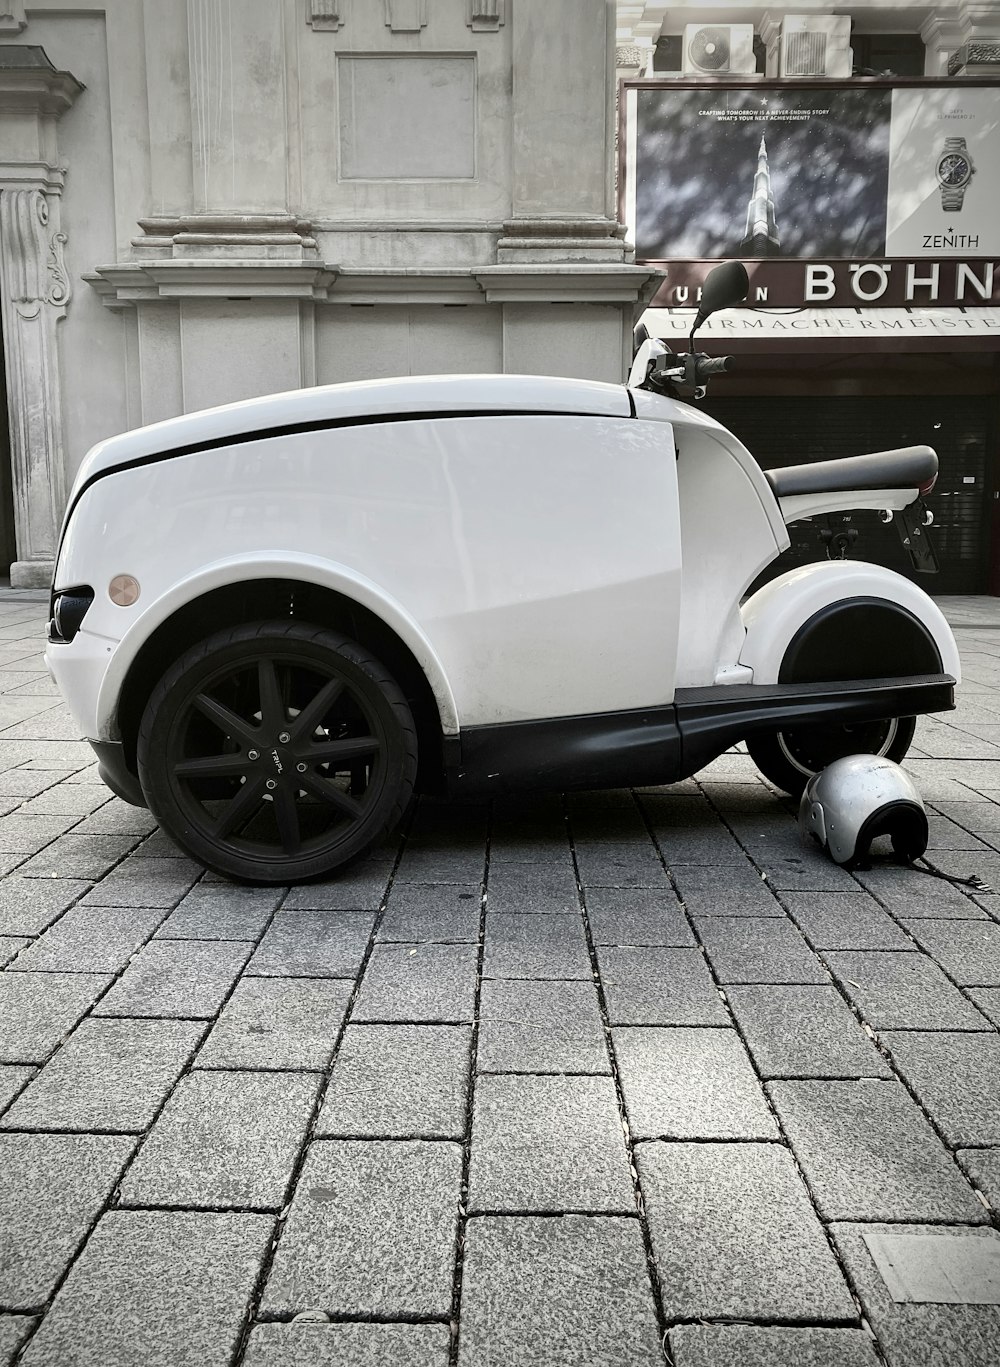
left=2, top=593, right=1000, bottom=1367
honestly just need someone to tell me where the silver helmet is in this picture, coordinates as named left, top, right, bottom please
left=799, top=754, right=928, bottom=869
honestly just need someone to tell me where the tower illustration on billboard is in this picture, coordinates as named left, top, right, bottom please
left=740, top=136, right=781, bottom=257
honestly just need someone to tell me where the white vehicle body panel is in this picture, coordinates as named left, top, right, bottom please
left=632, top=389, right=788, bottom=685
left=739, top=560, right=961, bottom=685
left=69, top=374, right=633, bottom=496
left=53, top=411, right=683, bottom=739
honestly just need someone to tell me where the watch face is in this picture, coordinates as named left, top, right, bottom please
left=937, top=153, right=971, bottom=187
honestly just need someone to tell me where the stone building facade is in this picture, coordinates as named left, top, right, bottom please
left=0, top=0, right=659, bottom=587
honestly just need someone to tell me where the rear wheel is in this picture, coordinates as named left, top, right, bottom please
left=137, top=621, right=417, bottom=883
left=746, top=715, right=915, bottom=798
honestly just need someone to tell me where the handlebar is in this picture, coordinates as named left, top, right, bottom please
left=693, top=354, right=733, bottom=380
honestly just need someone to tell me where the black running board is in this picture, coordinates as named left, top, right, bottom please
left=674, top=673, right=954, bottom=778
left=445, top=673, right=954, bottom=796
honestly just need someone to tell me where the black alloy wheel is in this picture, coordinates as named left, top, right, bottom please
left=746, top=715, right=915, bottom=798
left=137, top=622, right=417, bottom=883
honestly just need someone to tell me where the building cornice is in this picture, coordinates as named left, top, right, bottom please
left=86, top=261, right=665, bottom=309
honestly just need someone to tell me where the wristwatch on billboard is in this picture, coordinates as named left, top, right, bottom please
left=936, top=137, right=975, bottom=211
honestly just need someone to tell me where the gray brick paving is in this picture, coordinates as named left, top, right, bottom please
left=482, top=911, right=591, bottom=980
left=80, top=855, right=202, bottom=906
left=19, top=833, right=137, bottom=880
left=573, top=838, right=669, bottom=889
left=597, top=945, right=728, bottom=1024
left=378, top=882, right=481, bottom=941
left=668, top=1325, right=881, bottom=1367
left=637, top=1141, right=856, bottom=1321
left=242, top=1323, right=452, bottom=1367
left=259, top=1139, right=460, bottom=1316
left=0, top=1132, right=135, bottom=1308
left=245, top=909, right=374, bottom=977
left=1, top=1018, right=204, bottom=1132
left=768, top=1079, right=986, bottom=1222
left=0, top=1066, right=31, bottom=1116
left=644, top=794, right=749, bottom=865
left=727, top=984, right=892, bottom=1078
left=0, top=937, right=27, bottom=967
left=353, top=942, right=478, bottom=1020
left=957, top=1148, right=1000, bottom=1209
left=854, top=864, right=989, bottom=918
left=486, top=862, right=579, bottom=913
left=0, top=813, right=76, bottom=854
left=614, top=1027, right=777, bottom=1140
left=154, top=884, right=283, bottom=940
left=316, top=1024, right=471, bottom=1137
left=0, top=1318, right=35, bottom=1365
left=458, top=1215, right=662, bottom=1367
left=282, top=862, right=394, bottom=910
left=477, top=978, right=610, bottom=1073
left=585, top=885, right=694, bottom=945
left=696, top=915, right=830, bottom=984
left=467, top=1073, right=634, bottom=1213
left=830, top=1222, right=1000, bottom=1367
left=900, top=919, right=1000, bottom=985
left=969, top=987, right=1000, bottom=1027
left=92, top=938, right=252, bottom=1017
left=824, top=950, right=990, bottom=1030
left=782, top=892, right=914, bottom=949
left=19, top=1210, right=272, bottom=1367
left=0, top=877, right=89, bottom=935
left=6, top=606, right=1000, bottom=1365
left=120, top=1070, right=318, bottom=1209
left=882, top=1031, right=1000, bottom=1146
left=196, top=977, right=352, bottom=1070
left=0, top=971, right=111, bottom=1064
left=671, top=860, right=784, bottom=916
left=9, top=904, right=167, bottom=973
left=395, top=842, right=485, bottom=883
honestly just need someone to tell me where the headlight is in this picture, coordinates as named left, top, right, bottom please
left=50, top=587, right=95, bottom=643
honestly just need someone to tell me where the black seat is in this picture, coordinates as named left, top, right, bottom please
left=764, top=445, right=938, bottom=499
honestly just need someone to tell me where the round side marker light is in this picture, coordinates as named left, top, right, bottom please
left=109, top=575, right=140, bottom=607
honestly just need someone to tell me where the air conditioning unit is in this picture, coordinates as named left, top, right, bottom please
left=779, top=15, right=852, bottom=77
left=683, top=24, right=757, bottom=75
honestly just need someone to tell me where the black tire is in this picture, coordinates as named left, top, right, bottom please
left=746, top=715, right=916, bottom=798
left=137, top=621, right=417, bottom=884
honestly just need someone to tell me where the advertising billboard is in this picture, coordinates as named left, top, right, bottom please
left=622, top=81, right=1000, bottom=308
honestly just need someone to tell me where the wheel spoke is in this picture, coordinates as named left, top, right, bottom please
left=299, top=769, right=364, bottom=821
left=303, top=735, right=380, bottom=766
left=193, top=693, right=259, bottom=746
left=174, top=753, right=248, bottom=779
left=214, top=775, right=267, bottom=839
left=258, top=658, right=286, bottom=732
left=288, top=676, right=345, bottom=743
left=273, top=786, right=301, bottom=856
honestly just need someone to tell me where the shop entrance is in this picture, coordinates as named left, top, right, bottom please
left=705, top=373, right=999, bottom=596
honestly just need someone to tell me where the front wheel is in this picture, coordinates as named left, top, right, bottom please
left=746, top=716, right=915, bottom=798
left=137, top=621, right=418, bottom=884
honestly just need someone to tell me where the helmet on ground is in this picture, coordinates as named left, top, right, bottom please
left=799, top=754, right=927, bottom=870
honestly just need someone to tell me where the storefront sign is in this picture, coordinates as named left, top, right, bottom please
left=621, top=81, right=1000, bottom=309
left=659, top=258, right=999, bottom=307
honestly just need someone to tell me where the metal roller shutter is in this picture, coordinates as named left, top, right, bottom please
left=704, top=395, right=994, bottom=595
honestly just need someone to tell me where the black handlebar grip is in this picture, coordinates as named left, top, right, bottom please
left=695, top=355, right=733, bottom=379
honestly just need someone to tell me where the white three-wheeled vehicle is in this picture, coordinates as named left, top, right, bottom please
left=46, top=262, right=958, bottom=882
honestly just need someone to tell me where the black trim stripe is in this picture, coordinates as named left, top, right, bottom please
left=56, top=406, right=632, bottom=578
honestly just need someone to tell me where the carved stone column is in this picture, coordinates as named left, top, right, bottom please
left=0, top=188, right=71, bottom=585
left=0, top=46, right=82, bottom=587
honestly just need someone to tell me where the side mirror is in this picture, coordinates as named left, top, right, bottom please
left=632, top=320, right=651, bottom=357
left=692, top=261, right=749, bottom=339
